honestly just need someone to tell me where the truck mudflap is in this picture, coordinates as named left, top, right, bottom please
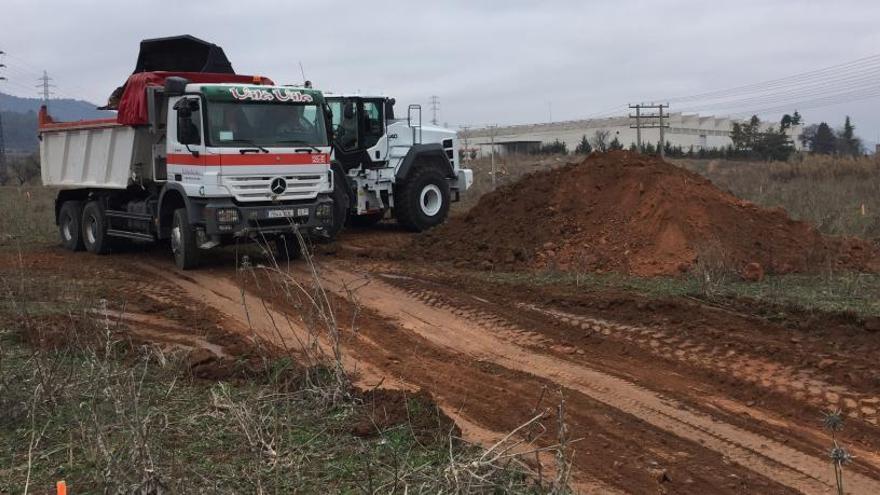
left=197, top=196, right=336, bottom=240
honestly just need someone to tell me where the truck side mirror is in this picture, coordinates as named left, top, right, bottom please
left=176, top=100, right=201, bottom=147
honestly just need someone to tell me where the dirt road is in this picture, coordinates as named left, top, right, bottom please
left=14, top=229, right=880, bottom=493
left=125, top=243, right=880, bottom=495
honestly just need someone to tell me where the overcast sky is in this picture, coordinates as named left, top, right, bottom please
left=2, top=0, right=879, bottom=142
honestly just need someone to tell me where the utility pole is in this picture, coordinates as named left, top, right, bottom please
left=487, top=124, right=498, bottom=188
left=547, top=101, right=552, bottom=123
left=429, top=95, right=439, bottom=125
left=629, top=104, right=642, bottom=151
left=0, top=50, right=6, bottom=180
left=658, top=104, right=666, bottom=159
left=629, top=102, right=669, bottom=157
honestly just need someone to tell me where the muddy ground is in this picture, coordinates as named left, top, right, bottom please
left=5, top=224, right=880, bottom=494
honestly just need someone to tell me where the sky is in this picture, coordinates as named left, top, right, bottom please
left=2, top=0, right=880, bottom=142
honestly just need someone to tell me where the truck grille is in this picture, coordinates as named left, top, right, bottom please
left=224, top=174, right=329, bottom=202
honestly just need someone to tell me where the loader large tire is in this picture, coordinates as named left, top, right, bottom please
left=82, top=201, right=111, bottom=254
left=326, top=165, right=350, bottom=240
left=394, top=166, right=450, bottom=232
left=58, top=200, right=85, bottom=251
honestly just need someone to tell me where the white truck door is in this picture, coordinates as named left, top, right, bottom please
left=167, top=97, right=207, bottom=183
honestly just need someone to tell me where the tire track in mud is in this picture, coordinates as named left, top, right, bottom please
left=383, top=271, right=880, bottom=426
left=318, top=266, right=880, bottom=495
left=521, top=304, right=880, bottom=425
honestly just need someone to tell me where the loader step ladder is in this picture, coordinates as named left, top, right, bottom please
left=408, top=104, right=422, bottom=145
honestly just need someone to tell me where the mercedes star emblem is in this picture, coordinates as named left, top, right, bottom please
left=270, top=177, right=287, bottom=195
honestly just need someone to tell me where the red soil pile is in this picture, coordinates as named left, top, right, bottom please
left=419, top=151, right=880, bottom=277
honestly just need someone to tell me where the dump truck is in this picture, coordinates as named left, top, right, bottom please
left=40, top=36, right=345, bottom=269
left=326, top=95, right=472, bottom=231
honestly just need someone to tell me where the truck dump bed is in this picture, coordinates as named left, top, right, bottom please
left=39, top=117, right=151, bottom=189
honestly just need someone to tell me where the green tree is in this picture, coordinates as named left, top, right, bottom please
left=537, top=138, right=568, bottom=155
left=812, top=122, right=836, bottom=154
left=609, top=136, right=624, bottom=151
left=791, top=110, right=802, bottom=125
left=575, top=134, right=593, bottom=154
left=780, top=114, right=793, bottom=130
left=730, top=115, right=794, bottom=160
left=837, top=116, right=862, bottom=156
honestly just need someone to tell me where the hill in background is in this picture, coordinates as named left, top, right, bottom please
left=1, top=92, right=113, bottom=152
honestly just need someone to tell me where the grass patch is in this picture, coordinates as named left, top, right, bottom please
left=0, top=300, right=537, bottom=493
left=675, top=155, right=880, bottom=240
left=481, top=270, right=880, bottom=318
left=0, top=186, right=57, bottom=249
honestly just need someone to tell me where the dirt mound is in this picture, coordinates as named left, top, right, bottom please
left=419, top=151, right=880, bottom=276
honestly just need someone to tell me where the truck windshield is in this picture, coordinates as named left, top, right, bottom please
left=206, top=102, right=328, bottom=148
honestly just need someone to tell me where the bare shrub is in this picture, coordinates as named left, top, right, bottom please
left=691, top=242, right=736, bottom=297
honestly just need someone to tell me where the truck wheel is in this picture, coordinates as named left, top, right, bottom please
left=58, top=201, right=85, bottom=251
left=394, top=166, right=450, bottom=232
left=82, top=201, right=111, bottom=254
left=275, top=234, right=303, bottom=262
left=171, top=208, right=199, bottom=270
left=348, top=209, right=386, bottom=228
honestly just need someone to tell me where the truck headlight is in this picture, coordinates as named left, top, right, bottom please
left=315, top=203, right=332, bottom=219
left=216, top=208, right=240, bottom=224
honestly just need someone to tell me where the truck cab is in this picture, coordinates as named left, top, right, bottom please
left=161, top=81, right=341, bottom=255
left=325, top=95, right=473, bottom=231
left=43, top=76, right=346, bottom=269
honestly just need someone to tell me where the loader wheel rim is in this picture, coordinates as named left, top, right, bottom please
left=419, top=184, right=442, bottom=217
left=86, top=216, right=98, bottom=245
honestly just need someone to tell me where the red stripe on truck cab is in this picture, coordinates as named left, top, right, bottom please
left=166, top=153, right=330, bottom=166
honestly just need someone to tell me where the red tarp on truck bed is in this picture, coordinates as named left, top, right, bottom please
left=117, top=71, right=274, bottom=125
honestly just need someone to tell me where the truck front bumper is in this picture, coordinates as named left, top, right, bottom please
left=196, top=197, right=335, bottom=239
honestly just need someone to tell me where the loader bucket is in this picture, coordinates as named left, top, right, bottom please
left=133, top=35, right=235, bottom=74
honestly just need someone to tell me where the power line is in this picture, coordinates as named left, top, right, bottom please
left=646, top=52, right=880, bottom=119
left=673, top=69, right=880, bottom=113
left=659, top=54, right=880, bottom=104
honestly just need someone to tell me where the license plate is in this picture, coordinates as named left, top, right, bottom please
left=267, top=208, right=308, bottom=219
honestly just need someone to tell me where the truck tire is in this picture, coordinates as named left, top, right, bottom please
left=58, top=200, right=85, bottom=251
left=348, top=209, right=386, bottom=228
left=326, top=166, right=350, bottom=239
left=171, top=208, right=199, bottom=270
left=394, top=166, right=450, bottom=232
left=82, top=201, right=111, bottom=254
left=275, top=234, right=303, bottom=262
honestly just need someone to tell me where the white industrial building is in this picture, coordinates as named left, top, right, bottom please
left=461, top=113, right=803, bottom=156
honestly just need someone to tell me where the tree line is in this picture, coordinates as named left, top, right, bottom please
left=528, top=112, right=867, bottom=161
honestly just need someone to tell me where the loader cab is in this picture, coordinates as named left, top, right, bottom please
left=327, top=96, right=393, bottom=172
